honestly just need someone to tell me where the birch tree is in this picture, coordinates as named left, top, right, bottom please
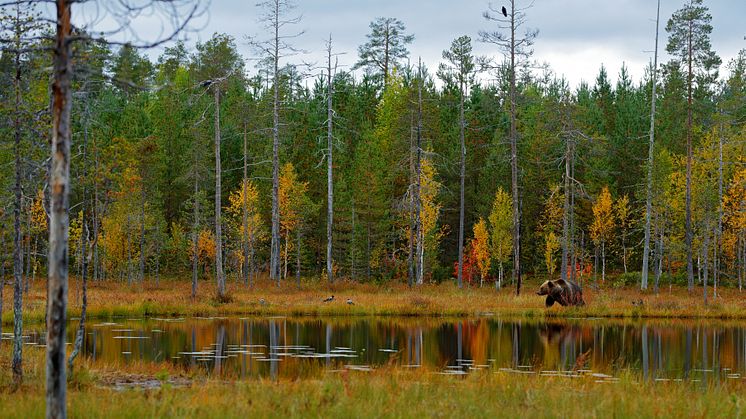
left=591, top=187, right=615, bottom=283
left=489, top=187, right=512, bottom=289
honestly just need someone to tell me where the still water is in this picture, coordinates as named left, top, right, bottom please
left=13, top=317, right=746, bottom=381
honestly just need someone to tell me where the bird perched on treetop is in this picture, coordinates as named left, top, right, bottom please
left=323, top=295, right=334, bottom=302
left=200, top=79, right=213, bottom=87
left=502, top=6, right=508, bottom=17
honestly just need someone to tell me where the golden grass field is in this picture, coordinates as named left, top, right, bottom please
left=2, top=274, right=745, bottom=325
left=2, top=275, right=746, bottom=418
left=1, top=345, right=745, bottom=419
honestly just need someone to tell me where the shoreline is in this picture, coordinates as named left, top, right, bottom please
left=2, top=277, right=745, bottom=325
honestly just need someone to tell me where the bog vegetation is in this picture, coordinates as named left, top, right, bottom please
left=0, top=0, right=745, bottom=417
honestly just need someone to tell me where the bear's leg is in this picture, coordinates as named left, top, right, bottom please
left=545, top=295, right=555, bottom=308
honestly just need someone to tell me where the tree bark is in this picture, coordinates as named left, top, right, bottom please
left=654, top=221, right=664, bottom=293
left=509, top=0, right=522, bottom=295
left=1, top=229, right=5, bottom=327
left=326, top=38, right=334, bottom=284
left=214, top=85, right=225, bottom=299
left=191, top=138, right=199, bottom=299
left=350, top=198, right=356, bottom=280
left=242, top=122, right=250, bottom=287
left=685, top=20, right=694, bottom=291
left=715, top=118, right=723, bottom=298
left=561, top=136, right=571, bottom=282
left=601, top=241, right=606, bottom=283
left=414, top=62, right=424, bottom=285
left=139, top=168, right=146, bottom=283
left=642, top=0, right=660, bottom=290
left=47, top=1, right=73, bottom=416
left=296, top=228, right=301, bottom=287
left=68, top=92, right=91, bottom=373
left=270, top=0, right=282, bottom=283
left=457, top=63, right=466, bottom=289
left=702, top=221, right=709, bottom=305
left=12, top=2, right=24, bottom=385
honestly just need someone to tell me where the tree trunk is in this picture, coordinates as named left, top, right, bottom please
left=154, top=222, right=160, bottom=287
left=69, top=91, right=91, bottom=373
left=569, top=152, right=576, bottom=283
left=270, top=0, right=281, bottom=283
left=242, top=122, right=250, bottom=288
left=12, top=5, right=24, bottom=384
left=191, top=145, right=199, bottom=299
left=622, top=233, right=627, bottom=274
left=93, top=138, right=100, bottom=283
left=25, top=213, right=32, bottom=293
left=326, top=39, right=334, bottom=284
left=497, top=262, right=503, bottom=290
left=509, top=0, right=522, bottom=295
left=214, top=86, right=225, bottom=299
left=296, top=228, right=301, bottom=288
left=601, top=241, right=606, bottom=283
left=415, top=63, right=424, bottom=285
left=249, top=225, right=255, bottom=288
left=642, top=0, right=660, bottom=291
left=561, top=136, right=571, bottom=282
left=712, top=119, right=723, bottom=298
left=654, top=221, right=664, bottom=293
left=283, top=235, right=289, bottom=280
left=685, top=20, right=694, bottom=291
left=350, top=198, right=356, bottom=280
left=702, top=221, right=709, bottom=305
left=1, top=229, right=5, bottom=329
left=139, top=173, right=146, bottom=283
left=457, top=61, right=466, bottom=289
left=47, top=1, right=72, bottom=416
left=126, top=215, right=133, bottom=286
left=408, top=107, right=415, bottom=288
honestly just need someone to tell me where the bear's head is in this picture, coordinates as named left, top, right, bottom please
left=537, top=280, right=556, bottom=296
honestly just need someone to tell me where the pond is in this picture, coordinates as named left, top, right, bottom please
left=12, top=317, right=746, bottom=381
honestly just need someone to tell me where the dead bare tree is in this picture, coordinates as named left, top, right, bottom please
left=480, top=0, right=538, bottom=295
left=642, top=0, right=661, bottom=290
left=325, top=35, right=336, bottom=284
left=0, top=1, right=205, bottom=416
left=247, top=0, right=304, bottom=284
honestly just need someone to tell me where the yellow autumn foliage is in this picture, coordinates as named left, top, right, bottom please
left=472, top=218, right=491, bottom=285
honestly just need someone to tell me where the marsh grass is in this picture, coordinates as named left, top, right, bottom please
left=2, top=275, right=746, bottom=326
left=1, top=346, right=745, bottom=418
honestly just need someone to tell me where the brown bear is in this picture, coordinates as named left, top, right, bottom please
left=537, top=279, right=585, bottom=307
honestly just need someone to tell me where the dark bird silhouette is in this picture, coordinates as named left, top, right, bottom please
left=501, top=6, right=508, bottom=17
left=200, top=79, right=213, bottom=87
left=323, top=295, right=334, bottom=303
left=347, top=298, right=354, bottom=305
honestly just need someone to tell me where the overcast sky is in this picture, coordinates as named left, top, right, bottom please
left=88, top=0, right=746, bottom=88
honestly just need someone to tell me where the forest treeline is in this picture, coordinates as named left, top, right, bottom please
left=1, top=0, right=745, bottom=297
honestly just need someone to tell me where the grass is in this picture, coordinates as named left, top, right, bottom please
left=2, top=275, right=745, bottom=418
left=1, top=345, right=745, bottom=418
left=2, top=274, right=746, bottom=325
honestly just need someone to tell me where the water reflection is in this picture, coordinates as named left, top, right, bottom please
left=14, top=317, right=746, bottom=381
